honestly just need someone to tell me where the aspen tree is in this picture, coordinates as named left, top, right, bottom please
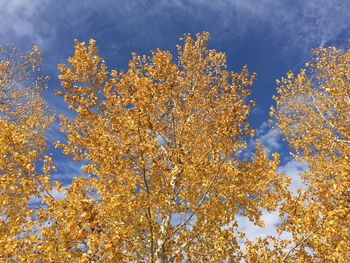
left=271, top=44, right=350, bottom=262
left=45, top=33, right=287, bottom=262
left=0, top=45, right=53, bottom=260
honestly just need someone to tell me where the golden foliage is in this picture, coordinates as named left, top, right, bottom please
left=271, top=44, right=350, bottom=262
left=0, top=45, right=53, bottom=260
left=37, top=32, right=286, bottom=262
left=4, top=33, right=349, bottom=262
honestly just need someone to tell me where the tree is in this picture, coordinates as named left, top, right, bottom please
left=0, top=45, right=53, bottom=260
left=271, top=44, right=350, bottom=261
left=32, top=32, right=288, bottom=262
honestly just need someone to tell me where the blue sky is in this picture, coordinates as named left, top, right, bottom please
left=2, top=0, right=349, bottom=124
left=2, top=0, right=350, bottom=122
left=1, top=0, right=349, bottom=240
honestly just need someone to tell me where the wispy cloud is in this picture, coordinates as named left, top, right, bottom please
left=256, top=122, right=281, bottom=152
left=236, top=209, right=281, bottom=242
left=0, top=0, right=48, bottom=46
left=2, top=0, right=349, bottom=52
left=195, top=0, right=350, bottom=50
left=50, top=157, right=85, bottom=185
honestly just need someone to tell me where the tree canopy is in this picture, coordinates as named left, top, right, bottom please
left=270, top=44, right=350, bottom=262
left=0, top=33, right=348, bottom=262
left=0, top=45, right=53, bottom=260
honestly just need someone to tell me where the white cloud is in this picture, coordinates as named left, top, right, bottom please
left=0, top=0, right=48, bottom=45
left=236, top=122, right=281, bottom=160
left=236, top=209, right=281, bottom=242
left=256, top=122, right=281, bottom=151
left=278, top=158, right=308, bottom=195
left=49, top=187, right=66, bottom=200
left=29, top=187, right=66, bottom=208
left=236, top=157, right=308, bottom=245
